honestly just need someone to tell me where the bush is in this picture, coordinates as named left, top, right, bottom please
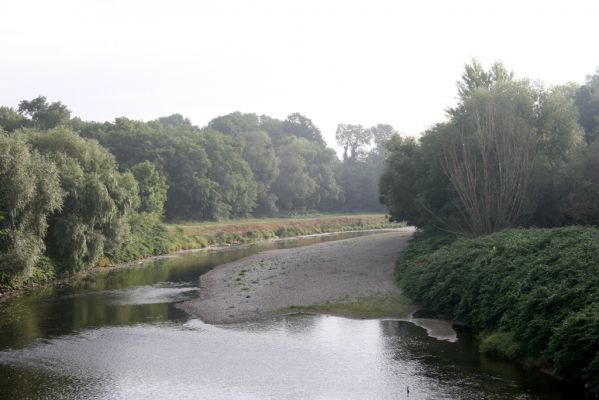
left=396, top=226, right=599, bottom=393
left=479, top=332, right=520, bottom=360
left=111, top=213, right=172, bottom=261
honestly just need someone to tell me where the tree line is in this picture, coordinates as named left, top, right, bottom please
left=380, top=61, right=599, bottom=234
left=383, top=61, right=599, bottom=394
left=0, top=98, right=391, bottom=285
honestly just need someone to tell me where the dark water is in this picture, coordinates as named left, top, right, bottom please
left=0, top=233, right=585, bottom=399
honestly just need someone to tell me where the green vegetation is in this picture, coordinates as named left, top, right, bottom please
left=0, top=134, right=62, bottom=284
left=378, top=61, right=599, bottom=394
left=1, top=94, right=396, bottom=290
left=0, top=211, right=398, bottom=291
left=380, top=61, right=599, bottom=233
left=395, top=228, right=599, bottom=394
left=167, top=214, right=401, bottom=250
left=282, top=295, right=414, bottom=319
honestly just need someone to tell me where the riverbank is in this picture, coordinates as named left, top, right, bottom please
left=395, top=227, right=599, bottom=396
left=167, top=213, right=402, bottom=250
left=0, top=214, right=402, bottom=298
left=179, top=230, right=417, bottom=323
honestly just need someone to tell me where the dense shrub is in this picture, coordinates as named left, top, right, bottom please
left=111, top=213, right=172, bottom=262
left=396, top=227, right=599, bottom=394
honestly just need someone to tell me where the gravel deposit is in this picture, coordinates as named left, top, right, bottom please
left=178, top=231, right=412, bottom=324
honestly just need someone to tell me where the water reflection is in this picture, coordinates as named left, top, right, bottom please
left=0, top=232, right=586, bottom=399
left=0, top=232, right=375, bottom=351
left=0, top=316, right=582, bottom=400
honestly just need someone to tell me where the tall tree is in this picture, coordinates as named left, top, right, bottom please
left=0, top=133, right=63, bottom=281
left=335, top=124, right=372, bottom=160
left=574, top=69, right=599, bottom=144
left=0, top=107, right=28, bottom=132
left=131, top=161, right=168, bottom=215
left=208, top=113, right=279, bottom=213
left=25, top=128, right=139, bottom=270
left=442, top=82, right=538, bottom=234
left=283, top=113, right=325, bottom=145
left=201, top=128, right=257, bottom=218
left=18, top=96, right=71, bottom=130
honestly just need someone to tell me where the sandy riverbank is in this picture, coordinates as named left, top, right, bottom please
left=179, top=231, right=424, bottom=324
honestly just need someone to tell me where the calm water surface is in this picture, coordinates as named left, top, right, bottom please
left=0, top=233, right=584, bottom=399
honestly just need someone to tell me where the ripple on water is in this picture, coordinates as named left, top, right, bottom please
left=64, top=283, right=199, bottom=306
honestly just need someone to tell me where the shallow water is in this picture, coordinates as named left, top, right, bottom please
left=0, top=232, right=585, bottom=399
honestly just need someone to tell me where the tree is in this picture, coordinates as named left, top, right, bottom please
left=336, top=124, right=398, bottom=212
left=24, top=128, right=139, bottom=270
left=449, top=59, right=514, bottom=117
left=335, top=124, right=372, bottom=160
left=456, top=59, right=514, bottom=100
left=0, top=133, right=63, bottom=281
left=79, top=117, right=218, bottom=220
left=131, top=161, right=168, bottom=215
left=271, top=138, right=318, bottom=211
left=379, top=129, right=457, bottom=228
left=201, top=128, right=257, bottom=218
left=208, top=113, right=280, bottom=213
left=283, top=113, right=325, bottom=145
left=18, top=96, right=71, bottom=130
left=380, top=62, right=589, bottom=233
left=209, top=112, right=261, bottom=136
left=240, top=130, right=279, bottom=213
left=369, top=124, right=397, bottom=150
left=0, top=107, right=28, bottom=132
left=574, top=69, right=599, bottom=144
left=442, top=82, right=538, bottom=234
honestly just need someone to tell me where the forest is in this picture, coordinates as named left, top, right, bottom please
left=0, top=100, right=392, bottom=287
left=381, top=61, right=599, bottom=395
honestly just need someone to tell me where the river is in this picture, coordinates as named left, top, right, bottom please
left=0, top=232, right=583, bottom=399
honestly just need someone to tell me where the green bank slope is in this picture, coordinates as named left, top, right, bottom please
left=396, top=227, right=599, bottom=394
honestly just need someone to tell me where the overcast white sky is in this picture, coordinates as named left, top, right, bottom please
left=1, top=0, right=599, bottom=150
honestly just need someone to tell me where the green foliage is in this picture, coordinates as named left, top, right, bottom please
left=335, top=124, right=371, bottom=160
left=380, top=132, right=456, bottom=230
left=201, top=128, right=257, bottom=217
left=479, top=332, right=521, bottom=360
left=381, top=61, right=591, bottom=233
left=131, top=161, right=168, bottom=215
left=112, top=213, right=172, bottom=261
left=395, top=227, right=599, bottom=393
left=18, top=96, right=71, bottom=130
left=0, top=107, right=28, bottom=132
left=240, top=130, right=279, bottom=214
left=283, top=113, right=325, bottom=145
left=24, top=128, right=139, bottom=271
left=574, top=68, right=599, bottom=144
left=209, top=112, right=344, bottom=213
left=0, top=133, right=63, bottom=283
left=209, top=114, right=280, bottom=214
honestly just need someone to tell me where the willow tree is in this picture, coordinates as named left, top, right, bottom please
left=24, top=128, right=139, bottom=271
left=0, top=133, right=63, bottom=282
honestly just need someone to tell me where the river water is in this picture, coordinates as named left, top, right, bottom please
left=0, top=232, right=584, bottom=399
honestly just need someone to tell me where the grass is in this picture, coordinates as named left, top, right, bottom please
left=281, top=295, right=415, bottom=319
left=1, top=213, right=403, bottom=294
left=166, top=213, right=404, bottom=251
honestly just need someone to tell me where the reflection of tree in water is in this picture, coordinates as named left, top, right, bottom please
left=0, top=233, right=372, bottom=352
left=0, top=364, right=105, bottom=400
left=378, top=320, right=578, bottom=399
